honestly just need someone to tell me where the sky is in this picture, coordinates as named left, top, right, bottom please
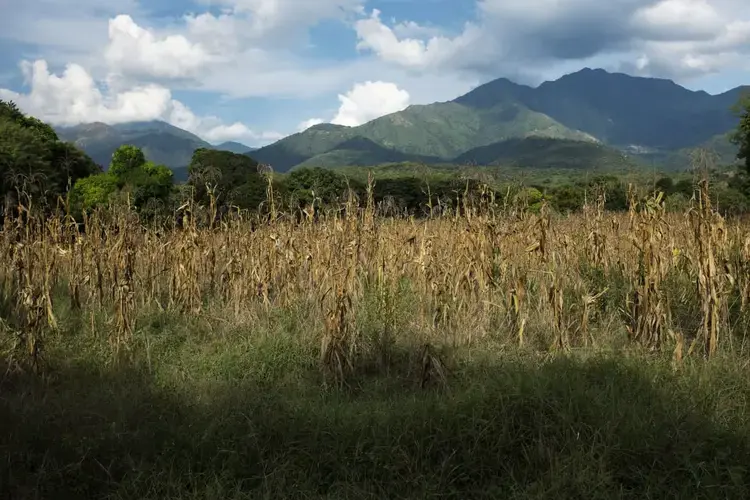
left=0, top=0, right=749, bottom=147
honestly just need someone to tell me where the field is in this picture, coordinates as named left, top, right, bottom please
left=3, top=181, right=750, bottom=499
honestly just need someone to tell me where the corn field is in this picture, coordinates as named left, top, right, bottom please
left=2, top=179, right=750, bottom=383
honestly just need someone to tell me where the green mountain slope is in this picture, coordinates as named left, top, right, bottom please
left=293, top=137, right=442, bottom=169
left=250, top=68, right=748, bottom=172
left=454, top=137, right=640, bottom=170
left=53, top=69, right=747, bottom=176
left=635, top=133, right=740, bottom=171
left=457, top=68, right=746, bottom=151
left=216, top=141, right=255, bottom=154
left=354, top=101, right=596, bottom=158
left=250, top=123, right=357, bottom=169
left=251, top=102, right=596, bottom=172
left=56, top=121, right=255, bottom=171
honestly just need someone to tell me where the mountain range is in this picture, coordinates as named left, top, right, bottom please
left=56, top=68, right=749, bottom=175
left=54, top=121, right=255, bottom=173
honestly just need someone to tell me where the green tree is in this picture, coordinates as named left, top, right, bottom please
left=188, top=148, right=270, bottom=210
left=654, top=176, right=675, bottom=195
left=0, top=100, right=59, bottom=143
left=69, top=174, right=118, bottom=213
left=0, top=119, right=50, bottom=207
left=109, top=144, right=147, bottom=177
left=284, top=167, right=354, bottom=207
left=0, top=100, right=99, bottom=216
left=730, top=94, right=750, bottom=195
left=128, top=161, right=174, bottom=210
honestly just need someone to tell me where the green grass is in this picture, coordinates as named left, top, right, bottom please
left=3, top=301, right=750, bottom=499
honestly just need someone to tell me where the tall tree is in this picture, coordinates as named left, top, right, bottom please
left=0, top=100, right=99, bottom=214
left=730, top=94, right=750, bottom=196
left=187, top=148, right=270, bottom=210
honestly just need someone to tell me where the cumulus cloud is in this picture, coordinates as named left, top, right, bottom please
left=357, top=0, right=750, bottom=82
left=297, top=118, right=325, bottom=131
left=0, top=59, right=281, bottom=146
left=332, top=80, right=410, bottom=126
left=202, top=0, right=365, bottom=40
left=297, top=80, right=410, bottom=129
left=354, top=9, right=483, bottom=70
left=105, top=15, right=214, bottom=79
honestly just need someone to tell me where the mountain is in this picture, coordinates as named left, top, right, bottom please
left=251, top=102, right=597, bottom=171
left=295, top=136, right=443, bottom=169
left=249, top=68, right=748, bottom=172
left=55, top=121, right=255, bottom=171
left=215, top=141, right=255, bottom=154
left=454, top=137, right=638, bottom=170
left=459, top=68, right=742, bottom=150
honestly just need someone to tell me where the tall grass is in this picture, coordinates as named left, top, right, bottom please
left=2, top=176, right=748, bottom=372
left=3, top=175, right=750, bottom=498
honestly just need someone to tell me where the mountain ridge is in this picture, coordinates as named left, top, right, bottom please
left=56, top=121, right=255, bottom=170
left=247, top=68, right=747, bottom=171
left=54, top=68, right=749, bottom=174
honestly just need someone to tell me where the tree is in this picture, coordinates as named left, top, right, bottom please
left=0, top=119, right=50, bottom=211
left=187, top=148, right=270, bottom=210
left=109, top=144, right=147, bottom=177
left=69, top=174, right=118, bottom=213
left=0, top=100, right=59, bottom=143
left=284, top=167, right=353, bottom=208
left=0, top=100, right=99, bottom=216
left=128, top=161, right=174, bottom=210
left=730, top=93, right=750, bottom=195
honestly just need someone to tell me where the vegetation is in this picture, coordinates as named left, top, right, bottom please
left=0, top=100, right=100, bottom=218
left=56, top=121, right=255, bottom=172
left=249, top=68, right=743, bottom=171
left=730, top=94, right=750, bottom=194
left=51, top=69, right=744, bottom=174
left=3, top=88, right=750, bottom=498
left=4, top=172, right=750, bottom=498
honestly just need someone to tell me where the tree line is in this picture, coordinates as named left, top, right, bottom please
left=2, top=95, right=750, bottom=225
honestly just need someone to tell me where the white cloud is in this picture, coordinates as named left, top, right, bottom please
left=297, top=118, right=325, bottom=131
left=358, top=0, right=750, bottom=83
left=332, top=81, right=410, bottom=126
left=201, top=0, right=365, bottom=40
left=631, top=0, right=725, bottom=42
left=105, top=15, right=214, bottom=79
left=392, top=20, right=443, bottom=40
left=0, top=60, right=172, bottom=125
left=0, top=59, right=281, bottom=146
left=354, top=9, right=483, bottom=70
left=297, top=80, right=410, bottom=128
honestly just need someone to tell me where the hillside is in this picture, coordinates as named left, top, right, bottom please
left=251, top=101, right=597, bottom=171
left=56, top=121, right=254, bottom=170
left=293, top=136, right=443, bottom=170
left=454, top=137, right=640, bottom=170
left=216, top=141, right=255, bottom=154
left=249, top=68, right=747, bottom=172
left=51, top=69, right=747, bottom=175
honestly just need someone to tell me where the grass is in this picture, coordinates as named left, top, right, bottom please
left=3, top=305, right=750, bottom=499
left=4, top=178, right=750, bottom=498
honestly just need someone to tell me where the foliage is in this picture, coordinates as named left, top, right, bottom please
left=104, top=146, right=175, bottom=218
left=284, top=167, right=357, bottom=207
left=6, top=171, right=750, bottom=498
left=730, top=94, right=750, bottom=195
left=109, top=144, right=147, bottom=177
left=65, top=145, right=175, bottom=219
left=251, top=70, right=743, bottom=172
left=69, top=173, right=119, bottom=213
left=0, top=100, right=99, bottom=215
left=188, top=148, right=272, bottom=210
left=0, top=99, right=59, bottom=143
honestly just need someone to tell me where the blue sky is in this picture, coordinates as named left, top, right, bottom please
left=1, top=0, right=749, bottom=146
